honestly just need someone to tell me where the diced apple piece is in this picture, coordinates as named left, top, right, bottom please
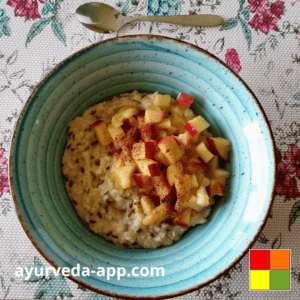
left=174, top=207, right=192, bottom=228
left=195, top=142, right=214, bottom=163
left=176, top=93, right=194, bottom=109
left=213, top=168, right=231, bottom=179
left=155, top=150, right=171, bottom=167
left=132, top=173, right=153, bottom=193
left=189, top=209, right=209, bottom=226
left=165, top=126, right=180, bottom=136
left=142, top=202, right=174, bottom=226
left=128, top=116, right=138, bottom=127
left=120, top=146, right=136, bottom=167
left=156, top=118, right=171, bottom=129
left=216, top=176, right=227, bottom=187
left=207, top=155, right=219, bottom=170
left=111, top=107, right=138, bottom=128
left=180, top=154, right=189, bottom=165
left=152, top=175, right=172, bottom=201
left=141, top=123, right=152, bottom=142
left=206, top=179, right=226, bottom=197
left=166, top=162, right=184, bottom=186
left=140, top=195, right=156, bottom=215
left=113, top=154, right=124, bottom=169
left=92, top=120, right=113, bottom=147
left=145, top=109, right=165, bottom=125
left=186, top=158, right=205, bottom=174
left=158, top=136, right=184, bottom=164
left=153, top=94, right=171, bottom=110
left=190, top=174, right=199, bottom=189
left=137, top=115, right=145, bottom=130
left=118, top=126, right=139, bottom=149
left=132, top=142, right=156, bottom=160
left=112, top=159, right=136, bottom=189
left=196, top=171, right=210, bottom=188
left=146, top=189, right=161, bottom=207
left=187, top=186, right=210, bottom=211
left=185, top=115, right=210, bottom=137
left=156, top=129, right=168, bottom=139
left=171, top=114, right=187, bottom=134
left=136, top=159, right=161, bottom=177
left=174, top=174, right=191, bottom=212
left=206, top=137, right=231, bottom=162
left=107, top=124, right=125, bottom=150
left=176, top=131, right=192, bottom=147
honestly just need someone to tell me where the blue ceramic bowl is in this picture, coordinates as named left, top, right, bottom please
left=10, top=35, right=276, bottom=298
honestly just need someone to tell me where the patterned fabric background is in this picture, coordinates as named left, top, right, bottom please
left=0, top=0, right=300, bottom=299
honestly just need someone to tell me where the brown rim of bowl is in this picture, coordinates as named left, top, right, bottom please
left=9, top=34, right=277, bottom=300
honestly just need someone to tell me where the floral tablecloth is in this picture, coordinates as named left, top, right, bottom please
left=1, top=0, right=300, bottom=299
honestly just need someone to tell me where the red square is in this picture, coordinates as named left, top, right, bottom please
left=250, top=250, right=270, bottom=270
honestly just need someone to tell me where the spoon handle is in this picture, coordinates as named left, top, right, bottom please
left=127, top=15, right=224, bottom=27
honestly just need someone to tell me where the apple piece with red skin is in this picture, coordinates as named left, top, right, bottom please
left=92, top=120, right=113, bottom=147
left=136, top=159, right=161, bottom=177
left=174, top=207, right=192, bottom=228
left=132, top=173, right=153, bottom=193
left=121, top=119, right=132, bottom=133
left=141, top=123, right=153, bottom=142
left=128, top=116, right=138, bottom=128
left=146, top=189, right=161, bottom=206
left=132, top=142, right=156, bottom=160
left=176, top=93, right=194, bottom=109
left=145, top=109, right=166, bottom=125
left=206, top=179, right=226, bottom=197
left=158, top=136, right=184, bottom=164
left=152, top=174, right=173, bottom=201
left=184, top=115, right=210, bottom=137
left=206, top=137, right=231, bottom=162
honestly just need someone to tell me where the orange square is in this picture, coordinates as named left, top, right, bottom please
left=270, top=250, right=290, bottom=270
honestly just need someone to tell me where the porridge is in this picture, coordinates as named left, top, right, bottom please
left=62, top=91, right=231, bottom=249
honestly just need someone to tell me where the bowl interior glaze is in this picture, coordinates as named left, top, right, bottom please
left=10, top=35, right=276, bottom=299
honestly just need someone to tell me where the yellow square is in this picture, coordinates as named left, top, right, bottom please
left=250, top=270, right=270, bottom=290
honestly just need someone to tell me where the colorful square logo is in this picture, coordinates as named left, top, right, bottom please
left=249, top=249, right=291, bottom=291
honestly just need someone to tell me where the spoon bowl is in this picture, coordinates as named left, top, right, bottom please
left=76, top=3, right=124, bottom=33
left=76, top=2, right=225, bottom=33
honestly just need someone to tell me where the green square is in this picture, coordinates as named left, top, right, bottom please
left=270, top=270, right=290, bottom=290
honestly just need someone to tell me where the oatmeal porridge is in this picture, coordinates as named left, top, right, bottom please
left=62, top=91, right=231, bottom=248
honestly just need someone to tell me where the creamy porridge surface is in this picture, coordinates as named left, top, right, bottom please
left=62, top=91, right=231, bottom=248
